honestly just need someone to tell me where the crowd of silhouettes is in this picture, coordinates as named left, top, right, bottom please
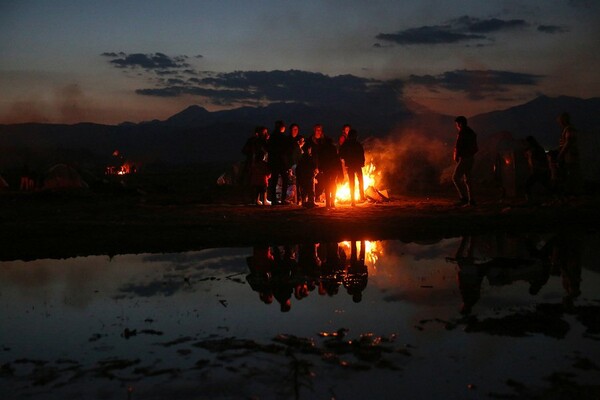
left=241, top=121, right=366, bottom=208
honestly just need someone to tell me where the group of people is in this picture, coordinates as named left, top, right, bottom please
left=241, top=122, right=366, bottom=208
left=451, top=112, right=582, bottom=207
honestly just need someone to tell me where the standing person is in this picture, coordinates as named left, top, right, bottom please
left=339, top=129, right=366, bottom=206
left=296, top=146, right=318, bottom=208
left=556, top=112, right=582, bottom=197
left=305, top=124, right=325, bottom=202
left=452, top=116, right=478, bottom=207
left=267, top=120, right=293, bottom=205
left=319, top=136, right=343, bottom=209
left=524, top=135, right=552, bottom=203
left=249, top=151, right=271, bottom=206
left=289, top=123, right=304, bottom=204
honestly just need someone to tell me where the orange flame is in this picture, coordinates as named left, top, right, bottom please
left=336, top=161, right=378, bottom=203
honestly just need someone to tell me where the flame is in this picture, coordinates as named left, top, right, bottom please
left=336, top=161, right=378, bottom=203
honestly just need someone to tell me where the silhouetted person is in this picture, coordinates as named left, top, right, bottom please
left=318, top=137, right=343, bottom=209
left=304, top=124, right=325, bottom=202
left=556, top=112, right=583, bottom=197
left=339, top=129, right=366, bottom=206
left=296, top=145, right=318, bottom=208
left=267, top=121, right=293, bottom=205
left=524, top=135, right=552, bottom=203
left=20, top=163, right=35, bottom=191
left=452, top=116, right=478, bottom=207
left=242, top=126, right=268, bottom=201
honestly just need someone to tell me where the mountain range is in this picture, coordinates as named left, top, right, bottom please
left=0, top=95, right=598, bottom=171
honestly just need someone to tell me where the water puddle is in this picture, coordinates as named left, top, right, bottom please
left=1, top=231, right=599, bottom=399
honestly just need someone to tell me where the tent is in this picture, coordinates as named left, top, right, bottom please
left=42, top=164, right=89, bottom=190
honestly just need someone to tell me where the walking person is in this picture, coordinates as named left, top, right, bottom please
left=452, top=116, right=478, bottom=207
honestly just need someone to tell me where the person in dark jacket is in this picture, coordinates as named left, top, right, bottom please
left=452, top=116, right=478, bottom=207
left=267, top=120, right=293, bottom=205
left=296, top=146, right=318, bottom=208
left=339, top=129, right=366, bottom=206
left=524, top=135, right=552, bottom=203
left=319, top=136, right=343, bottom=209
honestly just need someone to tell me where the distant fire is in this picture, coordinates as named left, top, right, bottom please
left=105, top=150, right=137, bottom=176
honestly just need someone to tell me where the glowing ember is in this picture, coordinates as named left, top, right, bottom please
left=336, top=160, right=379, bottom=203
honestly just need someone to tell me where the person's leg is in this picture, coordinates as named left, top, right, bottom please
left=462, top=157, right=475, bottom=204
left=452, top=160, right=468, bottom=203
left=356, top=168, right=365, bottom=200
left=348, top=170, right=356, bottom=205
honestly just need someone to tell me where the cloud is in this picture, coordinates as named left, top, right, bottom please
left=537, top=25, right=569, bottom=34
left=103, top=52, right=190, bottom=70
left=409, top=69, right=544, bottom=100
left=134, top=69, right=404, bottom=112
left=376, top=26, right=485, bottom=45
left=376, top=15, right=529, bottom=46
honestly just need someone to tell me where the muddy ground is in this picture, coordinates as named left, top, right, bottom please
left=1, top=182, right=599, bottom=261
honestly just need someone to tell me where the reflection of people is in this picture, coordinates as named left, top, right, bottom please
left=452, top=116, right=478, bottom=207
left=318, top=242, right=344, bottom=296
left=343, top=241, right=368, bottom=303
left=271, top=246, right=296, bottom=312
left=453, top=236, right=486, bottom=315
left=246, top=246, right=275, bottom=304
left=549, top=232, right=582, bottom=312
left=339, top=129, right=366, bottom=206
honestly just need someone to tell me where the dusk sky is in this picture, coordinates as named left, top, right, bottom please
left=1, top=0, right=599, bottom=125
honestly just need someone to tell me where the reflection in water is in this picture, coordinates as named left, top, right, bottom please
left=448, top=232, right=583, bottom=315
left=1, top=233, right=599, bottom=399
left=247, top=241, right=372, bottom=312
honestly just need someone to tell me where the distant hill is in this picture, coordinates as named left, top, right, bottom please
left=470, top=95, right=600, bottom=148
left=0, top=95, right=598, bottom=171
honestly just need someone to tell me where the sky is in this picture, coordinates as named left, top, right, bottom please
left=1, top=0, right=599, bottom=125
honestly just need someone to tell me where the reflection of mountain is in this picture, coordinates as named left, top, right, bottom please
left=0, top=96, right=598, bottom=168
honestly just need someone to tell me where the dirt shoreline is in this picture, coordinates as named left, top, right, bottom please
left=2, top=192, right=599, bottom=261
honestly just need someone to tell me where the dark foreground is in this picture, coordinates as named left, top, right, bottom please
left=1, top=190, right=599, bottom=261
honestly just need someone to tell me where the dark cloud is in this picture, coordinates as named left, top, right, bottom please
left=409, top=69, right=544, bottom=100
left=537, top=25, right=569, bottom=34
left=377, top=16, right=529, bottom=46
left=376, top=26, right=485, bottom=45
left=135, top=69, right=404, bottom=112
left=105, top=52, right=190, bottom=70
left=452, top=16, right=528, bottom=33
